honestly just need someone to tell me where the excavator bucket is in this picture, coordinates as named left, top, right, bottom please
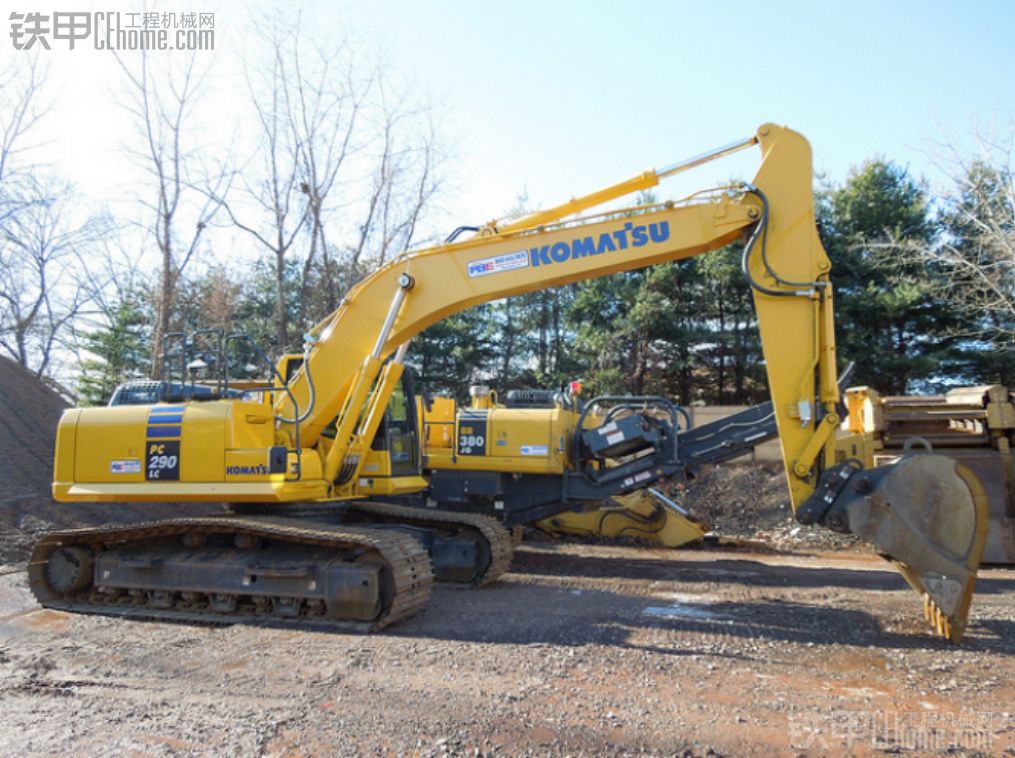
left=826, top=455, right=990, bottom=643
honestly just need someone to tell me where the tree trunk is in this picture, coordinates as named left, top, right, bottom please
left=275, top=247, right=288, bottom=353
left=153, top=229, right=175, bottom=379
left=538, top=293, right=548, bottom=376
left=500, top=299, right=514, bottom=385
left=716, top=282, right=726, bottom=404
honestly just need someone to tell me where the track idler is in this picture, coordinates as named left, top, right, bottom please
left=796, top=454, right=989, bottom=643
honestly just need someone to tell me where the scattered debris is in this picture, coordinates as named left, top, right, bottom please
left=675, top=463, right=861, bottom=550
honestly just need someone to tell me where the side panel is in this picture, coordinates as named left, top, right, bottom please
left=456, top=410, right=489, bottom=457
left=429, top=407, right=572, bottom=475
left=73, top=406, right=149, bottom=483
left=54, top=400, right=330, bottom=502
left=487, top=408, right=568, bottom=461
left=177, top=403, right=225, bottom=482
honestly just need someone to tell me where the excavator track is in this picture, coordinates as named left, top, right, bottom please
left=229, top=501, right=515, bottom=586
left=28, top=516, right=433, bottom=632
left=342, top=501, right=515, bottom=586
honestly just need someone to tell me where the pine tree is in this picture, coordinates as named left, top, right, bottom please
left=77, top=295, right=150, bottom=406
left=819, top=160, right=955, bottom=394
left=408, top=306, right=496, bottom=396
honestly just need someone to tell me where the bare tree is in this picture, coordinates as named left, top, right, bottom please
left=0, top=55, right=108, bottom=383
left=116, top=50, right=227, bottom=375
left=72, top=236, right=148, bottom=320
left=889, top=131, right=1015, bottom=342
left=935, top=139, right=1015, bottom=340
left=348, top=87, right=443, bottom=272
left=295, top=70, right=446, bottom=326
left=210, top=21, right=311, bottom=354
left=0, top=177, right=111, bottom=376
left=212, top=14, right=375, bottom=351
left=0, top=54, right=49, bottom=212
left=218, top=13, right=448, bottom=352
left=288, top=37, right=367, bottom=321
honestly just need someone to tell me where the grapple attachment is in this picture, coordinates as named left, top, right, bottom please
left=797, top=454, right=989, bottom=643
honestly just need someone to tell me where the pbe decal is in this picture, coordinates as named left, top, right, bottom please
left=226, top=464, right=269, bottom=476
left=529, top=221, right=670, bottom=267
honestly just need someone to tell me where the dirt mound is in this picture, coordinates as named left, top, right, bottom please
left=0, top=357, right=219, bottom=564
left=0, top=357, right=67, bottom=499
left=530, top=463, right=860, bottom=552
left=676, top=462, right=791, bottom=535
left=676, top=462, right=859, bottom=550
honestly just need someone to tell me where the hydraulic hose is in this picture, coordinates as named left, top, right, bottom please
left=740, top=184, right=824, bottom=298
left=274, top=343, right=317, bottom=426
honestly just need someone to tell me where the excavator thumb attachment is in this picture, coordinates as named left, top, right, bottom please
left=796, top=454, right=989, bottom=643
left=535, top=489, right=709, bottom=548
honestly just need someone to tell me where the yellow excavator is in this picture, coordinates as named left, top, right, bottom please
left=106, top=375, right=768, bottom=548
left=409, top=383, right=779, bottom=547
left=32, top=124, right=989, bottom=642
left=107, top=380, right=726, bottom=547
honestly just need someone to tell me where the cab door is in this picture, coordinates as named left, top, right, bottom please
left=371, top=371, right=421, bottom=476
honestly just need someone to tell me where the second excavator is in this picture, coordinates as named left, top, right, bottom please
left=31, top=124, right=989, bottom=642
left=405, top=382, right=778, bottom=545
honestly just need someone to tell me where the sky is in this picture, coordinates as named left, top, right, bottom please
left=2, top=0, right=1014, bottom=248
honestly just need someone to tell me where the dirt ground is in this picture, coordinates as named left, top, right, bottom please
left=2, top=540, right=1013, bottom=758
left=2, top=357, right=1013, bottom=756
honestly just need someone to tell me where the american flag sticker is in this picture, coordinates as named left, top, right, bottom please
left=110, top=459, right=142, bottom=474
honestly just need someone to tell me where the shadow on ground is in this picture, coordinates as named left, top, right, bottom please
left=388, top=547, right=1015, bottom=657
left=5, top=543, right=1011, bottom=659
left=510, top=544, right=1015, bottom=595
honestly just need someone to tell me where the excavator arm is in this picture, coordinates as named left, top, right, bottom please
left=284, top=123, right=987, bottom=642
left=52, top=123, right=988, bottom=642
